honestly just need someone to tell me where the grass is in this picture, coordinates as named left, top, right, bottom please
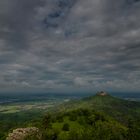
left=0, top=102, right=57, bottom=114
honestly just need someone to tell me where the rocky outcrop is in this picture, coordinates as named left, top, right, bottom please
left=6, top=127, right=41, bottom=140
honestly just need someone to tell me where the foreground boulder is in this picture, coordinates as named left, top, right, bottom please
left=6, top=127, right=41, bottom=140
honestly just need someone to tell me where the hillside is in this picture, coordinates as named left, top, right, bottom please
left=56, top=92, right=140, bottom=123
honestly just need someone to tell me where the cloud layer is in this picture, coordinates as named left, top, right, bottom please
left=0, top=0, right=140, bottom=93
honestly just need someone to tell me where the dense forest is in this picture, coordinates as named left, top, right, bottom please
left=38, top=108, right=140, bottom=140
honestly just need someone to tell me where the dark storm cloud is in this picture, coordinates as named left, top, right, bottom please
left=43, top=0, right=77, bottom=28
left=0, top=0, right=44, bottom=50
left=0, top=0, right=140, bottom=93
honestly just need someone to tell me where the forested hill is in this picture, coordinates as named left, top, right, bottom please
left=54, top=92, right=140, bottom=123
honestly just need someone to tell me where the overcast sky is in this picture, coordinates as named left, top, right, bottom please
left=0, top=0, right=140, bottom=93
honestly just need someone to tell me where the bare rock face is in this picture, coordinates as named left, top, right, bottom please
left=6, top=127, right=41, bottom=140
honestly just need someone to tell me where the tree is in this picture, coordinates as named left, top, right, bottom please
left=42, top=114, right=52, bottom=129
left=62, top=123, right=69, bottom=131
left=127, top=119, right=140, bottom=140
